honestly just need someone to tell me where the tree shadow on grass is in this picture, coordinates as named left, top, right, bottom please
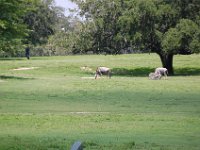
left=112, top=67, right=154, bottom=77
left=174, top=67, right=200, bottom=76
left=111, top=67, right=200, bottom=77
left=0, top=58, right=24, bottom=61
left=0, top=75, right=34, bottom=80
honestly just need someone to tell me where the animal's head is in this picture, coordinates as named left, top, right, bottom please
left=95, top=69, right=101, bottom=75
left=164, top=68, right=168, bottom=75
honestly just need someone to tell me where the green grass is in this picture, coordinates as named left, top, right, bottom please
left=0, top=54, right=200, bottom=149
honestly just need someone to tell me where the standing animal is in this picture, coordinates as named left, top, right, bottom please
left=95, top=67, right=111, bottom=79
left=154, top=67, right=168, bottom=79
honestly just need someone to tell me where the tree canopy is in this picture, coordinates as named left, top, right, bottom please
left=0, top=0, right=29, bottom=56
left=0, top=0, right=63, bottom=56
left=23, top=0, right=58, bottom=45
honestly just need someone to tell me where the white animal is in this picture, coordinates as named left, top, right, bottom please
left=95, top=67, right=111, bottom=79
left=155, top=67, right=168, bottom=79
left=149, top=72, right=162, bottom=80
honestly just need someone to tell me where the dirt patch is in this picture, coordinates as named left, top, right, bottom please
left=81, top=77, right=95, bottom=79
left=69, top=112, right=109, bottom=114
left=13, top=67, right=39, bottom=71
left=80, top=66, right=93, bottom=71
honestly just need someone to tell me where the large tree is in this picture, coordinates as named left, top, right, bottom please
left=73, top=0, right=200, bottom=75
left=123, top=0, right=200, bottom=74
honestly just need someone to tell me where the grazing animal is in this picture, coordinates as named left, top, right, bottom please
left=95, top=67, right=111, bottom=79
left=149, top=72, right=162, bottom=80
left=155, top=67, right=168, bottom=79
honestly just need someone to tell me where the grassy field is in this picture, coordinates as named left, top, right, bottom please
left=0, top=54, right=200, bottom=150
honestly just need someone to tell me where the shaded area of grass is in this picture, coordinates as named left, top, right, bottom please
left=0, top=75, right=34, bottom=80
left=112, top=67, right=154, bottom=77
left=111, top=67, right=200, bottom=77
left=0, top=57, right=24, bottom=61
left=175, top=67, right=200, bottom=76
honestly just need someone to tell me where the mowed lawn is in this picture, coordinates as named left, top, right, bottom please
left=0, top=54, right=200, bottom=150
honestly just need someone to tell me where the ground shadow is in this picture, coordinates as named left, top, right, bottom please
left=112, top=67, right=154, bottom=77
left=0, top=57, right=24, bottom=61
left=174, top=67, right=200, bottom=76
left=0, top=75, right=34, bottom=80
left=111, top=67, right=200, bottom=77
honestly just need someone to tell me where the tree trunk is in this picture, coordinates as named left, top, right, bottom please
left=158, top=53, right=174, bottom=75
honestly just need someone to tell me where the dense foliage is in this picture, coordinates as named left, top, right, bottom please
left=23, top=0, right=57, bottom=45
left=0, top=0, right=29, bottom=56
left=0, top=0, right=64, bottom=56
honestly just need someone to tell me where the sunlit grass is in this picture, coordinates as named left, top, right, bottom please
left=0, top=54, right=200, bottom=149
